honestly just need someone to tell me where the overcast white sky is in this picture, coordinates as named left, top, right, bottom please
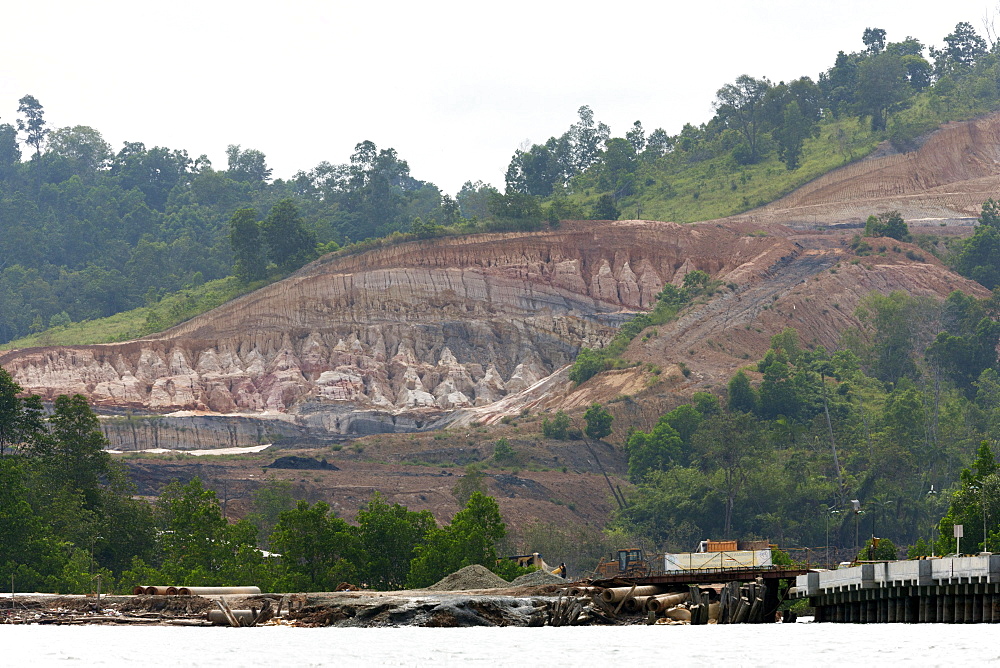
left=2, top=1, right=997, bottom=195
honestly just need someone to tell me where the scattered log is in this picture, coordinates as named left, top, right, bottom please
left=252, top=599, right=274, bottom=626
left=215, top=598, right=241, bottom=628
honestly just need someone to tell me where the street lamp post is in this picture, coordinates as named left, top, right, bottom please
left=851, top=499, right=862, bottom=557
left=826, top=507, right=843, bottom=568
left=89, top=535, right=103, bottom=582
left=870, top=499, right=893, bottom=560
left=928, top=485, right=938, bottom=556
left=971, top=484, right=987, bottom=553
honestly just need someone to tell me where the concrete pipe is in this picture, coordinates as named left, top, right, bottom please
left=132, top=586, right=147, bottom=595
left=645, top=593, right=690, bottom=613
left=623, top=596, right=655, bottom=613
left=177, top=586, right=263, bottom=596
left=206, top=610, right=257, bottom=626
left=143, top=586, right=173, bottom=595
left=600, top=586, right=664, bottom=604
left=662, top=606, right=692, bottom=622
left=166, top=587, right=179, bottom=596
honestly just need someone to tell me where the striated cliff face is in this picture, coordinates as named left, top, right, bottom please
left=1, top=220, right=793, bottom=428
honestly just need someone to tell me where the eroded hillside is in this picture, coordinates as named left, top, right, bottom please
left=0, top=220, right=797, bottom=433
left=3, top=113, right=1000, bottom=444
left=732, top=112, right=1000, bottom=226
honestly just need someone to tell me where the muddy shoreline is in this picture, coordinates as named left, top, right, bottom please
left=1, top=584, right=643, bottom=628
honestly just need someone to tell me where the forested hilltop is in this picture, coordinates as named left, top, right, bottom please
left=3, top=20, right=1000, bottom=346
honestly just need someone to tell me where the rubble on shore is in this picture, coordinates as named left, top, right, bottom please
left=3, top=568, right=770, bottom=628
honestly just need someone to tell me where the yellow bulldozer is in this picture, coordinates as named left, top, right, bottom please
left=505, top=553, right=567, bottom=578
left=594, top=547, right=650, bottom=579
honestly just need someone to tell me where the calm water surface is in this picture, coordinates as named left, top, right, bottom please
left=5, top=623, right=997, bottom=666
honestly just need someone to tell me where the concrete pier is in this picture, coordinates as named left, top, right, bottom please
left=792, top=555, right=1000, bottom=623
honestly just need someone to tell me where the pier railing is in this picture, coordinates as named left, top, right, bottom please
left=791, top=554, right=1000, bottom=623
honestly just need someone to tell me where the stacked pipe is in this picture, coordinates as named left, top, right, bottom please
left=645, top=592, right=689, bottom=613
left=599, top=585, right=666, bottom=604
left=134, top=585, right=261, bottom=596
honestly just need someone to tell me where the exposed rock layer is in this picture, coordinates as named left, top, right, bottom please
left=1, top=220, right=790, bottom=425
left=6, top=112, right=1000, bottom=434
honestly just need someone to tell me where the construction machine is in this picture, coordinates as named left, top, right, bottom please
left=505, top=553, right=568, bottom=578
left=594, top=547, right=650, bottom=578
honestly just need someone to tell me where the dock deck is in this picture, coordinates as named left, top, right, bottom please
left=790, top=554, right=1000, bottom=622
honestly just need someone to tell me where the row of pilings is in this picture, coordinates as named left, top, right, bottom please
left=813, top=583, right=1000, bottom=623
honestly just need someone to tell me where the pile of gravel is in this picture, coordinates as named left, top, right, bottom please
left=509, top=569, right=568, bottom=587
left=427, top=564, right=509, bottom=591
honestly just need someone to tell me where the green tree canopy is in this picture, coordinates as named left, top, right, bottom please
left=269, top=500, right=359, bottom=591
left=261, top=199, right=317, bottom=271
left=407, top=492, right=506, bottom=588
left=583, top=402, right=614, bottom=440
left=228, top=208, right=267, bottom=282
left=357, top=492, right=434, bottom=590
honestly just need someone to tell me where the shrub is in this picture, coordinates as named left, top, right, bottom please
left=492, top=437, right=517, bottom=464
left=541, top=411, right=571, bottom=440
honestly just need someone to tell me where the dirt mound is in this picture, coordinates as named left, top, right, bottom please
left=509, top=570, right=567, bottom=587
left=426, top=564, right=508, bottom=591
left=265, top=456, right=339, bottom=470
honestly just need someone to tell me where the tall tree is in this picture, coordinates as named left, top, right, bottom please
left=862, top=27, right=887, bottom=54
left=0, top=367, right=44, bottom=456
left=156, top=477, right=261, bottom=585
left=0, top=123, right=21, bottom=177
left=821, top=51, right=858, bottom=118
left=46, top=126, right=112, bottom=177
left=226, top=144, right=272, bottom=184
left=37, top=394, right=113, bottom=509
left=228, top=208, right=267, bottom=282
left=270, top=500, right=360, bottom=591
left=356, top=492, right=434, bottom=590
left=727, top=370, right=758, bottom=414
left=407, top=492, right=507, bottom=588
left=715, top=75, right=771, bottom=164
left=16, top=95, right=48, bottom=157
left=856, top=52, right=912, bottom=131
left=932, top=22, right=988, bottom=76
left=261, top=199, right=316, bottom=271
left=693, top=412, right=763, bottom=536
left=625, top=120, right=646, bottom=154
left=583, top=402, right=614, bottom=440
left=774, top=101, right=811, bottom=170
left=626, top=419, right=684, bottom=482
left=570, top=105, right=611, bottom=173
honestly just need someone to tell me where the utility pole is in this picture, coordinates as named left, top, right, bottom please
left=851, top=499, right=861, bottom=558
left=826, top=506, right=842, bottom=569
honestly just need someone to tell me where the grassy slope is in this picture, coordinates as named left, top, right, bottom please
left=0, top=276, right=266, bottom=349
left=567, top=115, right=880, bottom=224
left=644, top=116, right=879, bottom=223
left=5, top=92, right=992, bottom=350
